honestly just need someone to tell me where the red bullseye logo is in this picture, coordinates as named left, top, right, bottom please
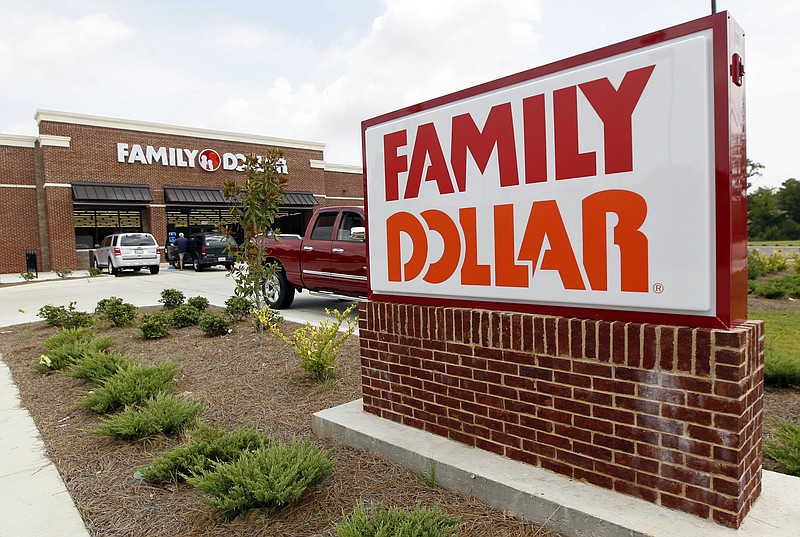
left=198, top=149, right=221, bottom=172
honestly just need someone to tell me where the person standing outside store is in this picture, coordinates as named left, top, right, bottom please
left=175, top=232, right=189, bottom=270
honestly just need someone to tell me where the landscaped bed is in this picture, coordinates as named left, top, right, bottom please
left=0, top=305, right=556, bottom=537
left=0, top=294, right=798, bottom=536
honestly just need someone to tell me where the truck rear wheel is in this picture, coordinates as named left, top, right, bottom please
left=264, top=268, right=295, bottom=309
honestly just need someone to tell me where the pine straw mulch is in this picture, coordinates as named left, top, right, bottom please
left=0, top=309, right=559, bottom=537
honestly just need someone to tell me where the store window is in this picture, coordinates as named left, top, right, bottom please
left=73, top=207, right=143, bottom=248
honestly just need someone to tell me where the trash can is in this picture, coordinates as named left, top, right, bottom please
left=25, top=250, right=38, bottom=277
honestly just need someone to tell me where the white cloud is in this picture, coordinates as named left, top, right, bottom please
left=0, top=12, right=134, bottom=78
left=227, top=0, right=545, bottom=163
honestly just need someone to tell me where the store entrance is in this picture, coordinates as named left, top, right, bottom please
left=166, top=207, right=242, bottom=245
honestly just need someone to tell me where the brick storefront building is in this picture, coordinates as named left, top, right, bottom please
left=0, top=110, right=363, bottom=273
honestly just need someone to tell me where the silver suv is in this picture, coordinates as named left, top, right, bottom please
left=93, top=233, right=162, bottom=276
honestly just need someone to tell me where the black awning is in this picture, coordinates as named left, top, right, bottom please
left=72, top=182, right=153, bottom=202
left=282, top=191, right=319, bottom=207
left=164, top=186, right=228, bottom=204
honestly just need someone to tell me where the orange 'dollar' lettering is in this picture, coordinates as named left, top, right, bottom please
left=385, top=189, right=648, bottom=292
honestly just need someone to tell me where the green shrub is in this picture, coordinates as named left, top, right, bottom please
left=764, top=347, right=800, bottom=387
left=171, top=305, right=201, bottom=328
left=186, top=439, right=335, bottom=520
left=764, top=420, right=800, bottom=476
left=254, top=306, right=283, bottom=331
left=87, top=267, right=102, bottom=277
left=187, top=296, right=210, bottom=311
left=36, top=302, right=91, bottom=328
left=64, top=350, right=136, bottom=382
left=199, top=313, right=231, bottom=337
left=81, top=361, right=179, bottom=413
left=37, top=330, right=115, bottom=372
left=159, top=288, right=185, bottom=310
left=139, top=424, right=268, bottom=484
left=752, top=275, right=800, bottom=299
left=38, top=304, right=68, bottom=326
left=19, top=271, right=36, bottom=281
left=95, top=296, right=137, bottom=327
left=44, top=327, right=96, bottom=351
left=334, top=503, right=459, bottom=537
left=55, top=268, right=73, bottom=279
left=271, top=305, right=355, bottom=381
left=88, top=392, right=205, bottom=440
left=140, top=312, right=172, bottom=339
left=224, top=296, right=254, bottom=321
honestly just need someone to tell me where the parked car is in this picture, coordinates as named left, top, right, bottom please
left=93, top=233, right=162, bottom=276
left=257, top=207, right=366, bottom=309
left=166, top=232, right=237, bottom=271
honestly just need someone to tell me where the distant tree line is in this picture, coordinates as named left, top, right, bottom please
left=747, top=160, right=800, bottom=241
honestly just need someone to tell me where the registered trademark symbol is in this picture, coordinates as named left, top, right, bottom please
left=653, top=283, right=664, bottom=294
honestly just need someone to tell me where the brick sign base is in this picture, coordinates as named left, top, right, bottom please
left=359, top=301, right=764, bottom=528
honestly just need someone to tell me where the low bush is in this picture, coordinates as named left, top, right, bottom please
left=254, top=306, right=283, bottom=331
left=764, top=347, right=800, bottom=387
left=88, top=393, right=205, bottom=440
left=64, top=350, right=136, bottom=382
left=37, top=302, right=93, bottom=329
left=334, top=503, right=459, bottom=537
left=81, top=361, right=179, bottom=413
left=140, top=424, right=268, bottom=484
left=764, top=420, right=800, bottom=476
left=748, top=249, right=791, bottom=281
left=140, top=312, right=172, bottom=339
left=224, top=296, right=253, bottom=321
left=159, top=289, right=185, bottom=310
left=44, top=327, right=96, bottom=351
left=37, top=330, right=115, bottom=372
left=199, top=313, right=231, bottom=337
left=38, top=304, right=68, bottom=326
left=187, top=296, right=210, bottom=311
left=19, top=271, right=36, bottom=281
left=186, top=438, right=335, bottom=520
left=95, top=297, right=137, bottom=327
left=751, top=274, right=800, bottom=299
left=87, top=267, right=102, bottom=277
left=271, top=305, right=355, bottom=381
left=171, top=305, right=201, bottom=329
left=55, top=268, right=73, bottom=279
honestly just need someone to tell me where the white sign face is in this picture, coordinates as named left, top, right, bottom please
left=364, top=31, right=715, bottom=316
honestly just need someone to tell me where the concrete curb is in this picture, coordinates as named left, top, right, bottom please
left=313, top=399, right=796, bottom=537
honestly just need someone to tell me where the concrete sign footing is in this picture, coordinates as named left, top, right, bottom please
left=313, top=399, right=796, bottom=537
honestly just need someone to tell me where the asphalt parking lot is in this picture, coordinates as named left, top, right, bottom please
left=0, top=265, right=358, bottom=329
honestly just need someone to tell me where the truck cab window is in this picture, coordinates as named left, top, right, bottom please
left=310, top=212, right=338, bottom=241
left=336, top=212, right=365, bottom=241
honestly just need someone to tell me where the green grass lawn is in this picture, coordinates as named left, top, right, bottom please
left=749, top=240, right=800, bottom=247
left=749, top=310, right=800, bottom=387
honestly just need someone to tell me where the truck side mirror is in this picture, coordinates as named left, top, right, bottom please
left=349, top=226, right=366, bottom=241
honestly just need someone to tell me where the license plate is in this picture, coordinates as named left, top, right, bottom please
left=218, top=257, right=226, bottom=262
left=134, top=248, right=143, bottom=254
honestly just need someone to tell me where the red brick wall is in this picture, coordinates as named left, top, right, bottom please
left=0, top=144, right=39, bottom=273
left=0, top=187, right=41, bottom=274
left=359, top=301, right=764, bottom=528
left=44, top=184, right=76, bottom=270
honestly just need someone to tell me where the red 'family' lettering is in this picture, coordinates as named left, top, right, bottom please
left=383, top=65, right=655, bottom=201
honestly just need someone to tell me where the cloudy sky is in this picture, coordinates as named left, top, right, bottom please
left=1, top=0, right=796, bottom=188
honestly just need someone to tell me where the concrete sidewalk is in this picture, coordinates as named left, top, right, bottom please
left=0, top=358, right=90, bottom=536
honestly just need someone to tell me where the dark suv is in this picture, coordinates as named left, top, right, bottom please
left=166, top=232, right=237, bottom=271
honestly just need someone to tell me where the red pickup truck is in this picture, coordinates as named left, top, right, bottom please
left=261, top=206, right=367, bottom=308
